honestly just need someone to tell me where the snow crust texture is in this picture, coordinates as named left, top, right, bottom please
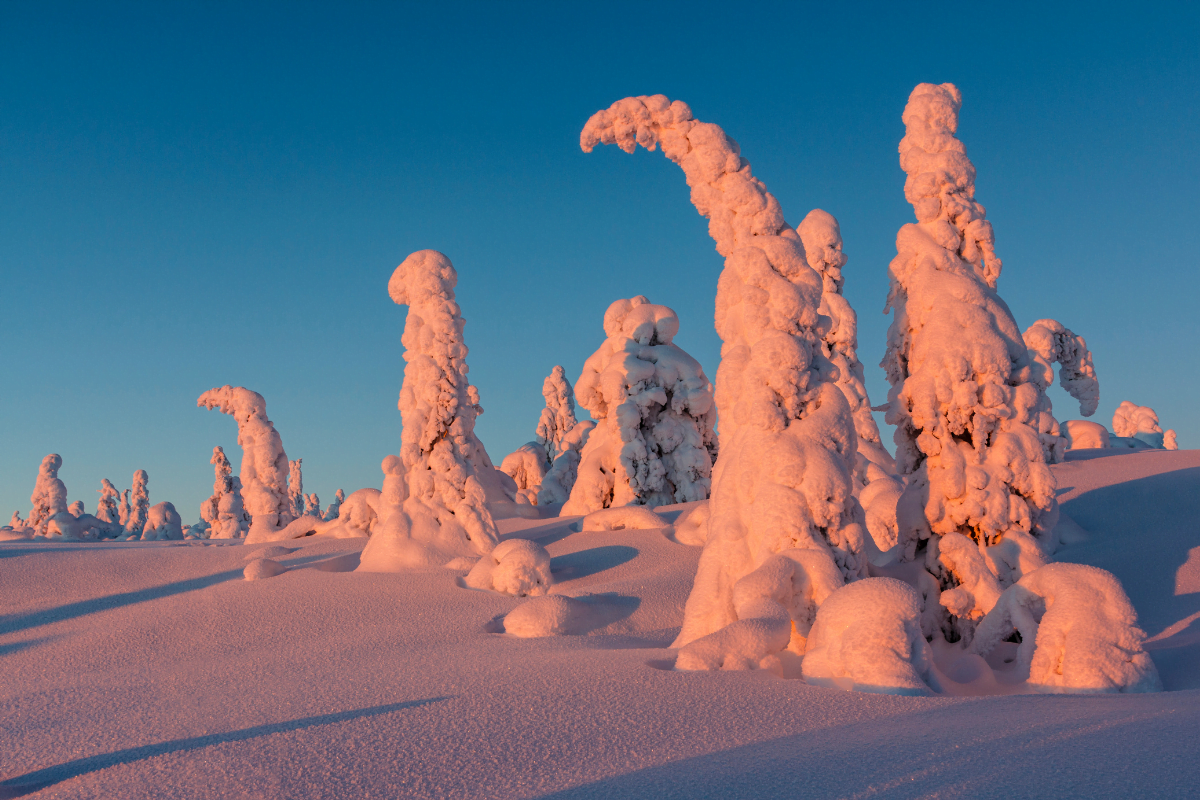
left=358, top=250, right=500, bottom=571
left=561, top=296, right=716, bottom=515
left=197, top=386, right=294, bottom=541
left=583, top=95, right=869, bottom=669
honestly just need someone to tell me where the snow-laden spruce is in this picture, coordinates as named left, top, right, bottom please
left=119, top=469, right=151, bottom=540
left=583, top=95, right=869, bottom=671
left=502, top=366, right=596, bottom=505
left=1112, top=401, right=1177, bottom=450
left=97, top=479, right=122, bottom=528
left=1022, top=319, right=1099, bottom=461
left=288, top=459, right=306, bottom=520
left=201, top=446, right=249, bottom=539
left=881, top=83, right=1062, bottom=636
left=357, top=249, right=501, bottom=571
left=197, top=386, right=294, bottom=542
left=28, top=454, right=69, bottom=536
left=560, top=296, right=716, bottom=515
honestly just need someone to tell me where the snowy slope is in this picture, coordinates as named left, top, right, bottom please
left=2, top=450, right=1199, bottom=799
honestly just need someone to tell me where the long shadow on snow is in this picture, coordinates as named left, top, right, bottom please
left=551, top=546, right=639, bottom=581
left=536, top=691, right=1200, bottom=800
left=0, top=697, right=450, bottom=797
left=1057, top=465, right=1200, bottom=690
left=0, top=568, right=244, bottom=636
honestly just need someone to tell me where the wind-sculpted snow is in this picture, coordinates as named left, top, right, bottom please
left=561, top=296, right=716, bottom=514
left=28, top=454, right=68, bottom=536
left=970, top=563, right=1161, bottom=693
left=881, top=83, right=1061, bottom=638
left=197, top=386, right=293, bottom=540
left=202, top=446, right=249, bottom=539
left=1113, top=401, right=1177, bottom=450
left=584, top=96, right=867, bottom=669
left=358, top=250, right=500, bottom=571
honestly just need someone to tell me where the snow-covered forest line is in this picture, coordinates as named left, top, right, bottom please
left=1, top=84, right=1186, bottom=697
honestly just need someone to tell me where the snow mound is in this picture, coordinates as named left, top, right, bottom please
left=970, top=563, right=1162, bottom=694
left=464, top=539, right=552, bottom=597
left=562, top=296, right=716, bottom=514
left=801, top=578, right=939, bottom=696
left=244, top=558, right=288, bottom=581
left=245, top=545, right=293, bottom=560
left=1063, top=420, right=1110, bottom=450
left=1113, top=401, right=1177, bottom=450
left=142, top=501, right=183, bottom=541
left=499, top=594, right=636, bottom=638
left=198, top=386, right=293, bottom=541
left=578, top=506, right=671, bottom=532
left=673, top=501, right=710, bottom=545
left=358, top=250, right=500, bottom=571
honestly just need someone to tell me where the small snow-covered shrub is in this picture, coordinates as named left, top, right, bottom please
left=1112, top=401, right=1176, bottom=450
left=499, top=443, right=548, bottom=505
left=142, top=501, right=183, bottom=541
left=464, top=539, right=552, bottom=597
left=801, top=578, right=939, bottom=695
left=358, top=250, right=500, bottom=571
left=672, top=501, right=710, bottom=546
left=561, top=296, right=716, bottom=515
left=583, top=95, right=868, bottom=671
left=198, top=386, right=294, bottom=541
left=304, top=493, right=321, bottom=517
left=68, top=500, right=85, bottom=517
left=1062, top=420, right=1110, bottom=450
left=578, top=506, right=670, bottom=532
left=323, top=489, right=345, bottom=522
left=970, top=563, right=1161, bottom=693
left=244, top=558, right=287, bottom=581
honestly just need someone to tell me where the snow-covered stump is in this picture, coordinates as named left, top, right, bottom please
left=1023, top=319, right=1100, bottom=461
left=202, top=446, right=249, bottom=539
left=28, top=454, right=69, bottom=536
left=357, top=250, right=501, bottom=571
left=970, top=563, right=1161, bottom=693
left=560, top=296, right=716, bottom=515
left=583, top=96, right=868, bottom=670
left=197, top=386, right=294, bottom=542
left=881, top=83, right=1064, bottom=640
left=801, top=578, right=940, bottom=695
left=1112, top=401, right=1177, bottom=450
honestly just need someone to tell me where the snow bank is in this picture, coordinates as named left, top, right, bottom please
left=358, top=250, right=500, bottom=571
left=881, top=83, right=1060, bottom=636
left=583, top=95, right=868, bottom=665
left=244, top=558, right=288, bottom=581
left=463, top=539, right=552, bottom=597
left=971, top=563, right=1161, bottom=693
left=578, top=506, right=671, bottom=532
left=202, top=446, right=249, bottom=539
left=142, top=501, right=183, bottom=541
left=561, top=296, right=716, bottom=515
left=1062, top=420, right=1110, bottom=450
left=198, top=386, right=293, bottom=541
left=28, top=454, right=68, bottom=536
left=801, top=578, right=939, bottom=695
left=1113, top=401, right=1177, bottom=450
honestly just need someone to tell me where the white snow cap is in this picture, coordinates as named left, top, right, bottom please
left=801, top=578, right=940, bottom=695
left=28, top=454, right=69, bottom=536
left=970, top=563, right=1161, bottom=693
left=561, top=295, right=716, bottom=514
left=1112, top=401, right=1176, bottom=449
left=202, top=446, right=249, bottom=539
left=197, top=386, right=294, bottom=540
left=881, top=84, right=1060, bottom=638
left=463, top=539, right=552, bottom=597
left=583, top=96, right=867, bottom=666
left=358, top=250, right=500, bottom=571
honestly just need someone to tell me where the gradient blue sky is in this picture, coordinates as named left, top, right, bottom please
left=2, top=1, right=1197, bottom=521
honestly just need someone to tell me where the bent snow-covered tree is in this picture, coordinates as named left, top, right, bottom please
left=1022, top=318, right=1099, bottom=461
left=583, top=95, right=869, bottom=671
left=198, top=386, right=294, bottom=540
left=358, top=249, right=501, bottom=571
left=561, top=296, right=716, bottom=515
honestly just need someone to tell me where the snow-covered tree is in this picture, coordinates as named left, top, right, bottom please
left=499, top=444, right=548, bottom=505
left=322, top=489, right=345, bottom=522
left=537, top=365, right=580, bottom=461
left=583, top=95, right=868, bottom=670
left=358, top=249, right=501, bottom=571
left=287, top=459, right=305, bottom=519
left=68, top=500, right=85, bottom=517
left=121, top=469, right=150, bottom=539
left=118, top=489, right=130, bottom=529
left=560, top=296, right=716, bottom=515
left=500, top=365, right=592, bottom=504
left=142, top=501, right=183, bottom=541
left=96, top=479, right=121, bottom=527
left=197, top=386, right=294, bottom=539
left=304, top=493, right=320, bottom=517
left=1112, top=401, right=1177, bottom=450
left=1023, top=318, right=1099, bottom=461
left=202, top=446, right=249, bottom=539
left=28, top=454, right=69, bottom=536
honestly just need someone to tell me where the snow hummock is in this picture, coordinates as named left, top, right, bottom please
left=463, top=539, right=552, bottom=597
left=357, top=250, right=500, bottom=571
left=584, top=95, right=868, bottom=672
left=881, top=83, right=1060, bottom=637
left=142, top=501, right=183, bottom=541
left=971, top=563, right=1161, bottom=693
left=197, top=386, right=294, bottom=542
left=561, top=296, right=716, bottom=515
left=578, top=506, right=671, bottom=532
left=801, top=577, right=940, bottom=695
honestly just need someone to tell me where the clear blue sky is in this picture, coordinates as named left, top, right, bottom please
left=2, top=1, right=1197, bottom=521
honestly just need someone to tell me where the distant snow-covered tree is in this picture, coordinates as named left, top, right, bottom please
left=28, top=454, right=69, bottom=536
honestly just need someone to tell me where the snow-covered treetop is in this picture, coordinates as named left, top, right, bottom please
left=1112, top=401, right=1164, bottom=438
left=535, top=365, right=579, bottom=462
left=797, top=209, right=848, bottom=294
left=1023, top=319, right=1099, bottom=417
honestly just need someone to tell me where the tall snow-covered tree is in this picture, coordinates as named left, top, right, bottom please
left=122, top=469, right=150, bottom=539
left=96, top=479, right=121, bottom=527
left=28, top=454, right=69, bottom=536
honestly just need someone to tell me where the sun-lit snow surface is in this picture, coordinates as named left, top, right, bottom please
left=197, top=386, right=294, bottom=542
left=1, top=450, right=1198, bottom=798
left=583, top=96, right=869, bottom=671
left=561, top=296, right=716, bottom=515
left=356, top=249, right=501, bottom=571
